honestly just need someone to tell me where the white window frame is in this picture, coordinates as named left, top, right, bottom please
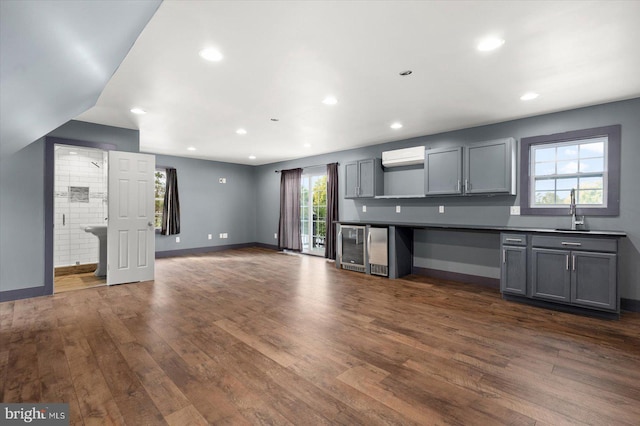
left=529, top=137, right=608, bottom=209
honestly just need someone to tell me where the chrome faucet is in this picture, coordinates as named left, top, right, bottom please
left=569, top=188, right=585, bottom=230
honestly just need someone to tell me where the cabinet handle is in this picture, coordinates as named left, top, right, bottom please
left=505, top=238, right=522, bottom=243
left=456, top=180, right=461, bottom=192
left=566, top=254, right=569, bottom=270
left=367, top=231, right=372, bottom=254
left=465, top=179, right=469, bottom=191
left=561, top=242, right=582, bottom=246
left=572, top=255, right=576, bottom=271
left=502, top=249, right=506, bottom=264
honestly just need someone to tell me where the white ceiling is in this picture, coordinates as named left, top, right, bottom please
left=76, top=0, right=640, bottom=166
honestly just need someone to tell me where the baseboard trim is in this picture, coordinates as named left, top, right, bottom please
left=253, top=242, right=279, bottom=251
left=155, top=242, right=259, bottom=258
left=503, top=294, right=620, bottom=320
left=621, top=298, right=640, bottom=312
left=0, top=286, right=49, bottom=303
left=412, top=266, right=500, bottom=289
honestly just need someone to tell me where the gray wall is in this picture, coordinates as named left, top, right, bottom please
left=0, top=121, right=139, bottom=295
left=154, top=154, right=256, bottom=253
left=255, top=98, right=640, bottom=301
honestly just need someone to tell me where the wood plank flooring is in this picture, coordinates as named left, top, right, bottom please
left=54, top=271, right=106, bottom=293
left=1, top=247, right=639, bottom=425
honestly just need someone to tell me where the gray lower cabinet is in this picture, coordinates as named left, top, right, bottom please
left=500, top=233, right=528, bottom=296
left=501, top=246, right=527, bottom=295
left=531, top=248, right=571, bottom=302
left=529, top=235, right=618, bottom=312
left=345, top=159, right=382, bottom=198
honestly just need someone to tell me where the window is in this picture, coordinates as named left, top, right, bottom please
left=520, top=125, right=620, bottom=216
left=154, top=169, right=166, bottom=228
left=300, top=171, right=327, bottom=255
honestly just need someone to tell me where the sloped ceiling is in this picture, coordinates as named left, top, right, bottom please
left=0, top=0, right=161, bottom=157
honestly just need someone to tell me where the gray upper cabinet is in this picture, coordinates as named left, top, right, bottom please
left=345, top=159, right=383, bottom=199
left=464, top=137, right=517, bottom=195
left=424, top=147, right=463, bottom=196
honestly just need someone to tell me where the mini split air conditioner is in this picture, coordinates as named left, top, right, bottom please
left=381, top=146, right=425, bottom=167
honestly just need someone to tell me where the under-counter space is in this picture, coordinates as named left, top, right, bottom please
left=335, top=220, right=626, bottom=318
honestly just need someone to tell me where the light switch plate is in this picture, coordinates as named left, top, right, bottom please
left=439, top=205, right=445, bottom=213
left=175, top=236, right=180, bottom=243
left=274, top=233, right=278, bottom=239
left=362, top=205, right=367, bottom=212
left=219, top=177, right=226, bottom=184
left=396, top=205, right=401, bottom=213
left=510, top=206, right=521, bottom=215
left=208, top=234, right=212, bottom=240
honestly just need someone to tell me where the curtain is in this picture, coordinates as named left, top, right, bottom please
left=278, top=168, right=302, bottom=251
left=161, top=168, right=180, bottom=235
left=325, top=162, right=339, bottom=259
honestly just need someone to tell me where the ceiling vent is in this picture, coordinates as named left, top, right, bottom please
left=382, top=146, right=425, bottom=167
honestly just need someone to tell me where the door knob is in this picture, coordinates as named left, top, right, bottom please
left=148, top=221, right=154, bottom=227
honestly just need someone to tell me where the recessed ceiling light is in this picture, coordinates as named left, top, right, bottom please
left=187, top=147, right=196, bottom=151
left=236, top=128, right=247, bottom=135
left=322, top=96, right=338, bottom=105
left=303, top=143, right=311, bottom=148
left=130, top=107, right=146, bottom=114
left=199, top=47, right=223, bottom=62
left=399, top=70, right=413, bottom=76
left=248, top=155, right=256, bottom=160
left=520, top=92, right=540, bottom=101
left=477, top=37, right=505, bottom=52
left=390, top=122, right=403, bottom=130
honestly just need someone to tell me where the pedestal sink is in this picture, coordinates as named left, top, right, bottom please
left=83, top=225, right=107, bottom=277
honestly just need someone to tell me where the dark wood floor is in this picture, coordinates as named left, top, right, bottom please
left=1, top=247, right=639, bottom=425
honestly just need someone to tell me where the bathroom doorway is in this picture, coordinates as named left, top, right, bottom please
left=53, top=144, right=108, bottom=292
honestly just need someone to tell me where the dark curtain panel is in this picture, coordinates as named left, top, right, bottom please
left=325, top=162, right=339, bottom=259
left=278, top=168, right=302, bottom=251
left=161, top=168, right=180, bottom=235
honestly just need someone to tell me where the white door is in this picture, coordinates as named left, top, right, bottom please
left=107, top=151, right=155, bottom=285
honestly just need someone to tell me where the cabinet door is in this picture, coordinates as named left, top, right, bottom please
left=501, top=246, right=527, bottom=296
left=571, top=251, right=617, bottom=310
left=531, top=248, right=571, bottom=302
left=358, top=159, right=376, bottom=198
left=344, top=162, right=358, bottom=199
left=464, top=138, right=515, bottom=195
left=424, top=147, right=462, bottom=195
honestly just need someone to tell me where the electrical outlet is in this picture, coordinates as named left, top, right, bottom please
left=396, top=205, right=401, bottom=213
left=362, top=205, right=367, bottom=213
left=274, top=233, right=278, bottom=239
left=208, top=234, right=212, bottom=240
left=219, top=177, right=226, bottom=184
left=219, top=233, right=224, bottom=239
left=510, top=205, right=521, bottom=215
left=439, top=205, right=445, bottom=214
left=175, top=236, right=180, bottom=243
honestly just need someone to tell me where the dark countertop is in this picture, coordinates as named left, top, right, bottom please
left=335, top=220, right=627, bottom=238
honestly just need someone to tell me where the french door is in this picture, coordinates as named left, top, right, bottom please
left=300, top=171, right=327, bottom=256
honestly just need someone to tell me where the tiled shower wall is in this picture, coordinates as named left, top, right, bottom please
left=54, top=146, right=108, bottom=267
